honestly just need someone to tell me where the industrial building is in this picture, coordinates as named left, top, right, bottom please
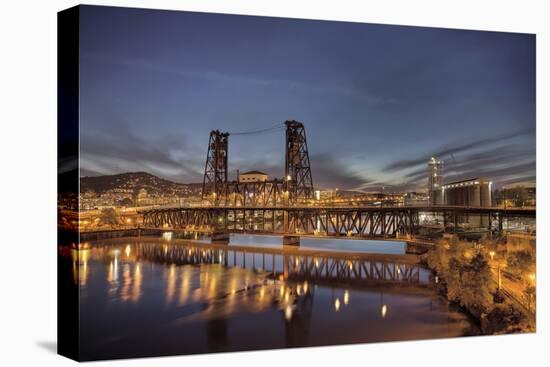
left=441, top=178, right=492, bottom=207
left=427, top=156, right=492, bottom=207
left=428, top=157, right=492, bottom=228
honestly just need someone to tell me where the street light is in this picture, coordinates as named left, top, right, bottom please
left=489, top=251, right=495, bottom=261
left=497, top=263, right=502, bottom=290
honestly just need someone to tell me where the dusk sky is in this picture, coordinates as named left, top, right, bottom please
left=79, top=5, right=535, bottom=191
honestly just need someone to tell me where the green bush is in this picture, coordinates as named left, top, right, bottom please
left=485, top=302, right=528, bottom=334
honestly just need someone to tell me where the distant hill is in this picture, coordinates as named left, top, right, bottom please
left=80, top=172, right=202, bottom=196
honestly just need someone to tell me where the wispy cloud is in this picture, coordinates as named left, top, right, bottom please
left=81, top=51, right=401, bottom=105
left=376, top=126, right=535, bottom=189
left=383, top=127, right=534, bottom=172
left=80, top=120, right=205, bottom=182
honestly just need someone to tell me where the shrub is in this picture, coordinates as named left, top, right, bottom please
left=506, top=251, right=534, bottom=279
left=485, top=302, right=528, bottom=334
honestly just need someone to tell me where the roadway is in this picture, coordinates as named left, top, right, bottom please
left=139, top=204, right=536, bottom=217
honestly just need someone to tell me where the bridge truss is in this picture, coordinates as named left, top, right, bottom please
left=142, top=207, right=420, bottom=238
left=141, top=206, right=535, bottom=239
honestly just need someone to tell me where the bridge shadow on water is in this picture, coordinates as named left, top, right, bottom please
left=107, top=236, right=429, bottom=289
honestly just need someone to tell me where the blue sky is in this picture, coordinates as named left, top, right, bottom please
left=79, top=5, right=535, bottom=191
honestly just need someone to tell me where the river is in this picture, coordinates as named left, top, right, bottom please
left=59, top=234, right=478, bottom=360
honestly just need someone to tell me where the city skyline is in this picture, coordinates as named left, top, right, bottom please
left=79, top=6, right=535, bottom=191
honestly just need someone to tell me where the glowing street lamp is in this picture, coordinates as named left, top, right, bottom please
left=489, top=251, right=495, bottom=261
left=497, top=263, right=502, bottom=290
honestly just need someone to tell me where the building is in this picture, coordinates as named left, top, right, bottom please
left=441, top=178, right=492, bottom=207
left=238, top=170, right=269, bottom=183
left=426, top=157, right=492, bottom=207
left=135, top=188, right=154, bottom=206
left=440, top=178, right=492, bottom=228
left=428, top=156, right=443, bottom=205
left=497, top=182, right=536, bottom=207
left=404, top=192, right=429, bottom=206
left=426, top=157, right=493, bottom=228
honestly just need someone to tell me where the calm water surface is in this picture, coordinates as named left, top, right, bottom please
left=61, top=235, right=477, bottom=360
left=203, top=233, right=407, bottom=254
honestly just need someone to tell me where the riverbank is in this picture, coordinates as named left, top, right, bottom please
left=420, top=237, right=535, bottom=334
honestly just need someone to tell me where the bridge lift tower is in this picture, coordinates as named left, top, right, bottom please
left=202, top=130, right=229, bottom=206
left=285, top=120, right=314, bottom=203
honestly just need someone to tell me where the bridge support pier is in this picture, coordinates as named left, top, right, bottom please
left=283, top=235, right=300, bottom=246
left=212, top=230, right=230, bottom=244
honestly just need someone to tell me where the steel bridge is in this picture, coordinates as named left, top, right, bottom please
left=141, top=205, right=535, bottom=239
left=142, top=120, right=536, bottom=241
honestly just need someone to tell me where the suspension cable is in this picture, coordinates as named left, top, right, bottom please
left=229, top=123, right=284, bottom=136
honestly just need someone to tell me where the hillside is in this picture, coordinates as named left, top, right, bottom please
left=80, top=172, right=202, bottom=196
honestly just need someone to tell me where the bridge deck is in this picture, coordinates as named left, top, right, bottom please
left=100, top=235, right=421, bottom=265
left=140, top=205, right=535, bottom=216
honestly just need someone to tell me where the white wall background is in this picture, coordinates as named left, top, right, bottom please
left=0, top=0, right=548, bottom=366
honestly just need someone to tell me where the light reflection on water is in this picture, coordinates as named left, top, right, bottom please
left=62, top=236, right=478, bottom=360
